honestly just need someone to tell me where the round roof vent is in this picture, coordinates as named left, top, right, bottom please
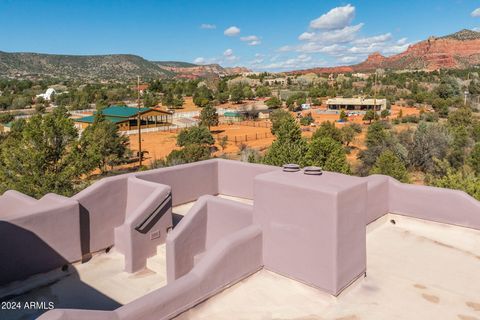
left=304, top=166, right=323, bottom=175
left=282, top=163, right=300, bottom=172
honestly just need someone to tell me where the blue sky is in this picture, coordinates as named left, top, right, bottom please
left=1, top=0, right=480, bottom=71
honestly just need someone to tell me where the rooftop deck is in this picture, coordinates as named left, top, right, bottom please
left=0, top=242, right=168, bottom=319
left=5, top=207, right=479, bottom=320
left=174, top=214, right=480, bottom=320
left=1, top=159, right=480, bottom=320
left=0, top=195, right=250, bottom=320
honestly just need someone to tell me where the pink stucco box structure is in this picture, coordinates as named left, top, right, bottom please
left=253, top=170, right=367, bottom=296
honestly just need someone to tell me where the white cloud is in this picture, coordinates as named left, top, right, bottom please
left=240, top=35, right=262, bottom=46
left=200, top=23, right=216, bottom=29
left=310, top=4, right=356, bottom=30
left=382, top=42, right=411, bottom=55
left=256, top=54, right=325, bottom=70
left=353, top=33, right=392, bottom=45
left=474, top=27, right=480, bottom=32
left=297, top=54, right=312, bottom=62
left=298, top=32, right=315, bottom=40
left=249, top=54, right=264, bottom=65
left=193, top=57, right=222, bottom=65
left=348, top=44, right=381, bottom=54
left=297, top=43, right=347, bottom=54
left=223, top=48, right=238, bottom=61
left=278, top=45, right=294, bottom=52
left=240, top=35, right=258, bottom=41
left=298, top=23, right=364, bottom=45
left=284, top=6, right=408, bottom=61
left=347, top=39, right=411, bottom=56
left=337, top=56, right=361, bottom=64
left=224, top=26, right=240, bottom=36
left=270, top=54, right=280, bottom=62
left=471, top=8, right=480, bottom=17
left=263, top=4, right=418, bottom=71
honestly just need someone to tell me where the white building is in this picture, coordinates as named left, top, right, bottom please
left=264, top=78, right=287, bottom=86
left=35, top=88, right=56, bottom=101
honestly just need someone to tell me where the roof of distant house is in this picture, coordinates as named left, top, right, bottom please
left=223, top=111, right=241, bottom=117
left=326, top=98, right=387, bottom=105
left=100, top=105, right=151, bottom=117
left=74, top=115, right=128, bottom=124
left=74, top=105, right=173, bottom=124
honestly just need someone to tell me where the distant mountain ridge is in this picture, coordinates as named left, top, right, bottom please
left=0, top=51, right=249, bottom=80
left=153, top=61, right=249, bottom=79
left=290, top=29, right=480, bottom=75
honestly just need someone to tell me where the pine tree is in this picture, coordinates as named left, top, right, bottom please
left=0, top=107, right=92, bottom=197
left=79, top=113, right=130, bottom=173
left=363, top=109, right=376, bottom=124
left=263, top=114, right=308, bottom=166
left=165, top=126, right=215, bottom=165
left=306, top=137, right=350, bottom=174
left=469, top=143, right=480, bottom=175
left=199, top=104, right=219, bottom=130
left=370, top=150, right=409, bottom=182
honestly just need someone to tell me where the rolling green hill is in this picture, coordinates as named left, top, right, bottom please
left=0, top=51, right=194, bottom=80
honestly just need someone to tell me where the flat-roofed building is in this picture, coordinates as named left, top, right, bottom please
left=327, top=97, right=387, bottom=111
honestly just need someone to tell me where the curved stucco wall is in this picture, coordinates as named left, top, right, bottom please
left=114, top=177, right=172, bottom=273
left=117, top=224, right=263, bottom=320
left=39, top=225, right=263, bottom=320
left=166, top=195, right=254, bottom=282
left=0, top=190, right=37, bottom=215
left=72, top=174, right=130, bottom=253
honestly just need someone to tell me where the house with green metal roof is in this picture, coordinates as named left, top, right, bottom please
left=74, top=105, right=173, bottom=131
left=221, top=111, right=243, bottom=123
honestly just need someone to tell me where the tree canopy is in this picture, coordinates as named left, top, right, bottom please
left=0, top=108, right=89, bottom=197
left=370, top=150, right=409, bottom=182
left=199, top=104, right=219, bottom=129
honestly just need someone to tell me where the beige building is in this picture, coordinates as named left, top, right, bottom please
left=326, top=97, right=387, bottom=111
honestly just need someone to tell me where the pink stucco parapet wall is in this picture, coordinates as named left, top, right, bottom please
left=0, top=159, right=478, bottom=320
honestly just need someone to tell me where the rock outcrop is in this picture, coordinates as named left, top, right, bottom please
left=290, top=29, right=480, bottom=74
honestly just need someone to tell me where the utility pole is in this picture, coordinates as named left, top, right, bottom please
left=137, top=76, right=142, bottom=167
left=373, top=70, right=378, bottom=113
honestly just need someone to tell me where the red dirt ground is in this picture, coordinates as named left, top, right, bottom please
left=128, top=105, right=422, bottom=167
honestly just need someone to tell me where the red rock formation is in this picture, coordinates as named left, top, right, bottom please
left=289, top=29, right=480, bottom=74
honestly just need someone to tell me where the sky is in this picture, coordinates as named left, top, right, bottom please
left=1, top=0, right=480, bottom=71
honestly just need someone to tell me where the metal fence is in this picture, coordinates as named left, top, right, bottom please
left=121, top=122, right=198, bottom=136
left=216, top=131, right=273, bottom=144
left=235, top=120, right=272, bottom=128
left=172, top=111, right=199, bottom=119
